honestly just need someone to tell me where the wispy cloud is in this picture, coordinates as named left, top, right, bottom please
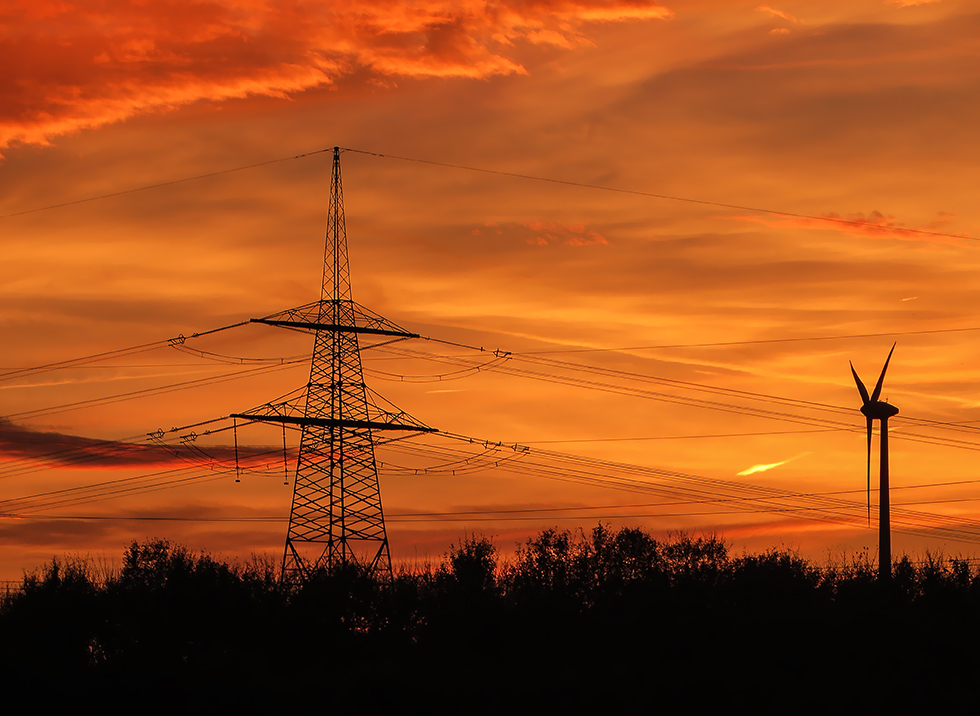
left=474, top=220, right=609, bottom=246
left=737, top=452, right=809, bottom=477
left=727, top=212, right=966, bottom=245
left=0, top=418, right=274, bottom=470
left=756, top=5, right=801, bottom=23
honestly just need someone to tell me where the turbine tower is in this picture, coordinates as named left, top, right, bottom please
left=232, top=147, right=436, bottom=581
left=849, top=343, right=898, bottom=581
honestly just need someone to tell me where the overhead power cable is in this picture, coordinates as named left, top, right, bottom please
left=5, top=420, right=980, bottom=545
left=4, top=361, right=304, bottom=421
left=0, top=151, right=333, bottom=220
left=407, top=339, right=980, bottom=444
left=379, top=431, right=980, bottom=543
left=0, top=444, right=293, bottom=515
left=420, top=433, right=980, bottom=545
left=10, top=417, right=979, bottom=542
left=170, top=343, right=309, bottom=365
left=518, top=325, right=980, bottom=354
left=342, top=148, right=976, bottom=243
left=0, top=514, right=286, bottom=523
left=376, top=345, right=980, bottom=453
left=0, top=343, right=167, bottom=384
left=521, top=429, right=840, bottom=443
left=3, top=145, right=972, bottom=242
left=10, top=495, right=980, bottom=525
left=0, top=320, right=249, bottom=384
left=0, top=416, right=235, bottom=483
left=511, top=352, right=980, bottom=437
left=412, top=340, right=980, bottom=436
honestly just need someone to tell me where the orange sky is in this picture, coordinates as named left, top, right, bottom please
left=3, top=0, right=980, bottom=579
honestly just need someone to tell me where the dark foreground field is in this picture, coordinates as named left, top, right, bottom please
left=2, top=526, right=979, bottom=712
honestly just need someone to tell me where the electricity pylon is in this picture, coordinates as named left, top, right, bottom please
left=849, top=343, right=898, bottom=581
left=232, top=147, right=435, bottom=581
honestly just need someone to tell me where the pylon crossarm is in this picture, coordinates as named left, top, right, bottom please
left=364, top=395, right=434, bottom=432
left=251, top=318, right=417, bottom=338
left=251, top=299, right=418, bottom=338
left=229, top=413, right=438, bottom=432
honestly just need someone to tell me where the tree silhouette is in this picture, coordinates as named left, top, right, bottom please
left=3, top=527, right=980, bottom=710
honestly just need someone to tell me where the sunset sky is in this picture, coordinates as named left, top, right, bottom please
left=3, top=0, right=980, bottom=579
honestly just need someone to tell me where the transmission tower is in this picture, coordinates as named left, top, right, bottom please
left=232, top=147, right=435, bottom=581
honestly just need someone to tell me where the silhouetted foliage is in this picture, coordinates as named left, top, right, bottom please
left=443, top=534, right=499, bottom=597
left=3, top=527, right=980, bottom=710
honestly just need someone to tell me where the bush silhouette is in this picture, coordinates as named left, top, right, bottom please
left=443, top=534, right=498, bottom=596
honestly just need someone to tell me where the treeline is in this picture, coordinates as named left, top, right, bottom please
left=2, top=526, right=980, bottom=711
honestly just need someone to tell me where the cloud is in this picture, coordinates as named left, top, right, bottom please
left=755, top=5, right=800, bottom=23
left=737, top=460, right=790, bottom=476
left=0, top=0, right=672, bottom=153
left=737, top=452, right=809, bottom=476
left=471, top=219, right=608, bottom=245
left=522, top=220, right=609, bottom=246
left=0, top=418, right=277, bottom=470
left=726, top=212, right=966, bottom=245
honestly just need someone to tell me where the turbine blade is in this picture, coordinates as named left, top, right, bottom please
left=866, top=416, right=873, bottom=527
left=850, top=361, right=870, bottom=405
left=870, top=342, right=897, bottom=403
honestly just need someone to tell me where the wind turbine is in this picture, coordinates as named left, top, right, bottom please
left=849, top=343, right=898, bottom=581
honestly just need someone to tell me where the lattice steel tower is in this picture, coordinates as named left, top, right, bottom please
left=232, top=147, right=435, bottom=580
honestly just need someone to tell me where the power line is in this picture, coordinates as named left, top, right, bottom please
left=377, top=345, right=980, bottom=453
left=5, top=361, right=304, bottom=421
left=170, top=343, right=309, bottom=366
left=363, top=354, right=510, bottom=383
left=0, top=446, right=293, bottom=515
left=374, top=432, right=980, bottom=543
left=0, top=416, right=235, bottom=483
left=0, top=514, right=285, bottom=523
left=4, top=144, right=972, bottom=243
left=0, top=151, right=333, bottom=220
left=518, top=325, right=980, bottom=354
left=0, top=343, right=167, bottom=384
left=407, top=343, right=976, bottom=435
left=400, top=341, right=980, bottom=441
left=6, top=422, right=980, bottom=545
left=10, top=496, right=980, bottom=524
left=510, top=352, right=980, bottom=441
left=520, top=429, right=841, bottom=443
left=342, top=148, right=977, bottom=243
left=0, top=320, right=249, bottom=384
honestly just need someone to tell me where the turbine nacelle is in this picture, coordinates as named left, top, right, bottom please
left=860, top=401, right=899, bottom=420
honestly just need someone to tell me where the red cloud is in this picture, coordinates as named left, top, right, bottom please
left=0, top=0, right=672, bottom=153
left=472, top=219, right=608, bottom=245
left=0, top=418, right=279, bottom=470
left=728, top=211, right=967, bottom=245
left=523, top=220, right=609, bottom=246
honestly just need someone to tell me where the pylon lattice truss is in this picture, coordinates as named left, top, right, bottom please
left=232, top=147, right=435, bottom=581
